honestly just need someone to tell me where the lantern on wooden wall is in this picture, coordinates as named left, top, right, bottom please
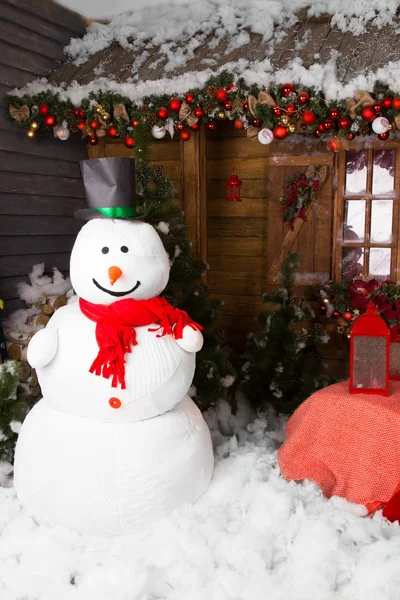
left=389, top=325, right=400, bottom=380
left=350, top=303, right=390, bottom=395
left=226, top=170, right=242, bottom=201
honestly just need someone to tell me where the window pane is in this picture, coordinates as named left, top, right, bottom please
left=343, top=200, right=365, bottom=241
left=345, top=150, right=367, bottom=194
left=369, top=248, right=391, bottom=281
left=371, top=200, right=393, bottom=243
left=372, top=149, right=394, bottom=195
left=342, top=247, right=364, bottom=281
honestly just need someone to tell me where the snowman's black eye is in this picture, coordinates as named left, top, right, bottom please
left=101, top=247, right=109, bottom=254
left=120, top=246, right=129, bottom=253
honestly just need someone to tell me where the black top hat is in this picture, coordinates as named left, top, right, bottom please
left=74, top=157, right=137, bottom=220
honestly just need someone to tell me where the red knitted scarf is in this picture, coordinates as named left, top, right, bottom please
left=79, top=297, right=203, bottom=389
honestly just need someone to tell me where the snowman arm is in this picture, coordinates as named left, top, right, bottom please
left=174, top=325, right=203, bottom=353
left=27, top=327, right=58, bottom=369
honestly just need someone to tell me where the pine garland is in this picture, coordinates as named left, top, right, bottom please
left=0, top=361, right=29, bottom=463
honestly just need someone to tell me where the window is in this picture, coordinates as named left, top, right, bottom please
left=333, top=144, right=400, bottom=282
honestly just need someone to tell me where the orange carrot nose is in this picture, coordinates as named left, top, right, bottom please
left=108, top=266, right=122, bottom=286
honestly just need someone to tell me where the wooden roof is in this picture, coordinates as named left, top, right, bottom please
left=49, top=13, right=400, bottom=88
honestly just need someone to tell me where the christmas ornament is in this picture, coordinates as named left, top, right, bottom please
left=54, top=120, right=70, bottom=140
left=314, top=129, right=321, bottom=137
left=168, top=98, right=181, bottom=112
left=320, top=304, right=327, bottom=313
left=175, top=122, right=185, bottom=131
left=227, top=83, right=236, bottom=91
left=30, top=121, right=39, bottom=130
left=38, top=103, right=49, bottom=115
left=347, top=132, right=355, bottom=140
left=243, top=101, right=249, bottom=110
left=338, top=116, right=351, bottom=129
left=378, top=131, right=390, bottom=140
left=234, top=118, right=244, bottom=129
left=216, top=88, right=228, bottom=102
left=329, top=108, right=340, bottom=120
left=124, top=137, right=135, bottom=148
left=301, top=110, right=316, bottom=125
left=280, top=115, right=289, bottom=126
left=193, top=107, right=204, bottom=119
left=101, top=111, right=110, bottom=122
left=157, top=107, right=168, bottom=120
left=151, top=125, right=166, bottom=139
left=180, top=130, right=191, bottom=141
left=130, top=119, right=140, bottom=127
left=328, top=138, right=341, bottom=152
left=190, top=123, right=200, bottom=131
left=288, top=123, right=296, bottom=134
left=88, top=136, right=99, bottom=146
left=297, top=92, right=309, bottom=104
left=107, top=126, right=118, bottom=138
left=43, top=114, right=56, bottom=127
left=323, top=119, right=334, bottom=130
left=286, top=103, right=296, bottom=115
left=224, top=102, right=232, bottom=111
left=226, top=170, right=242, bottom=202
left=89, top=120, right=99, bottom=130
left=73, top=108, right=80, bottom=117
left=382, top=98, right=393, bottom=109
left=273, top=125, right=288, bottom=140
left=185, top=93, right=194, bottom=104
left=216, top=110, right=226, bottom=120
left=333, top=310, right=340, bottom=318
left=27, top=130, right=35, bottom=138
left=272, top=106, right=282, bottom=116
left=361, top=106, right=375, bottom=122
left=343, top=311, right=352, bottom=321
left=281, top=83, right=294, bottom=96
left=257, top=128, right=273, bottom=144
left=77, top=120, right=86, bottom=131
left=372, top=116, right=390, bottom=134
left=207, top=121, right=217, bottom=130
left=373, top=101, right=382, bottom=114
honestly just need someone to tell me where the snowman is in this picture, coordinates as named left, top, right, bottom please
left=13, top=157, right=214, bottom=536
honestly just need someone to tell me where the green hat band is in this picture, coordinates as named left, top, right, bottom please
left=96, top=206, right=136, bottom=218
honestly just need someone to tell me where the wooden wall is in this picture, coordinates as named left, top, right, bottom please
left=0, top=0, right=87, bottom=314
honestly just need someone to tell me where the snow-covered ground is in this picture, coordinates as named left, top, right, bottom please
left=1, top=399, right=400, bottom=600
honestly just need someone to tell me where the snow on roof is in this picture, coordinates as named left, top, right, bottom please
left=12, top=1, right=400, bottom=103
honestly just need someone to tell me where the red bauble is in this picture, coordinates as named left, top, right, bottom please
left=193, top=107, right=204, bottom=119
left=124, top=137, right=135, bottom=148
left=73, top=108, right=80, bottom=117
left=329, top=108, right=340, bottom=120
left=338, top=116, right=351, bottom=129
left=297, top=91, right=309, bottom=104
left=328, top=138, right=341, bottom=152
left=130, top=119, right=140, bottom=127
left=242, top=101, right=249, bottom=110
left=89, top=119, right=99, bottom=130
left=215, top=88, right=228, bottom=102
left=382, top=97, right=393, bottom=109
left=343, top=311, right=352, bottom=321
left=272, top=106, right=282, bottom=116
left=180, top=130, right=191, bottom=141
left=314, top=129, right=321, bottom=137
left=320, top=305, right=327, bottom=313
left=190, top=122, right=200, bottom=130
left=157, top=106, right=168, bottom=119
left=318, top=123, right=325, bottom=132
left=79, top=110, right=85, bottom=119
left=333, top=310, right=340, bottom=318
left=185, top=93, right=195, bottom=104
left=253, top=119, right=261, bottom=127
left=273, top=124, right=288, bottom=140
left=43, top=114, right=56, bottom=127
left=227, top=83, right=236, bottom=91
left=207, top=121, right=217, bottom=130
left=109, top=397, right=121, bottom=409
left=168, top=98, right=181, bottom=112
left=301, top=110, right=317, bottom=125
left=38, top=103, right=49, bottom=115
left=286, top=103, right=296, bottom=115
left=347, top=132, right=355, bottom=140
left=107, top=126, right=118, bottom=137
left=392, top=96, right=400, bottom=110
left=88, top=136, right=98, bottom=146
left=373, top=101, right=382, bottom=114
left=378, top=131, right=390, bottom=140
left=77, top=120, right=86, bottom=131
left=361, top=106, right=375, bottom=121
left=234, top=118, right=244, bottom=129
left=323, top=118, right=334, bottom=130
left=175, top=122, right=185, bottom=131
left=281, top=83, right=294, bottom=96
left=224, top=102, right=232, bottom=110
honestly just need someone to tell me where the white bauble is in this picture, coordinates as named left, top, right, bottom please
left=372, top=117, right=390, bottom=134
left=53, top=120, right=70, bottom=140
left=151, top=125, right=166, bottom=139
left=70, top=219, right=170, bottom=304
left=258, top=128, right=274, bottom=145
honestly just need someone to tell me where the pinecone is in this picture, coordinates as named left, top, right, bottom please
left=193, top=284, right=205, bottom=296
left=205, top=85, right=217, bottom=98
left=299, top=330, right=309, bottom=343
left=313, top=349, right=323, bottom=364
left=154, top=164, right=165, bottom=179
left=141, top=104, right=149, bottom=113
left=358, top=121, right=370, bottom=135
left=214, top=328, right=225, bottom=344
left=202, top=100, right=214, bottom=114
left=290, top=295, right=302, bottom=306
left=146, top=112, right=157, bottom=125
left=313, top=323, right=325, bottom=336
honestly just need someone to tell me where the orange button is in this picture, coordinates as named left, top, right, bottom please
left=109, top=397, right=121, bottom=409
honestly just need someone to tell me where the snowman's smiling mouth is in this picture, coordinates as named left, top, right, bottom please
left=92, top=278, right=141, bottom=297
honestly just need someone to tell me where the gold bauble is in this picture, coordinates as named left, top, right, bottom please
left=216, top=110, right=226, bottom=120
left=280, top=115, right=289, bottom=126
left=288, top=123, right=296, bottom=133
left=102, top=111, right=110, bottom=122
left=30, top=121, right=39, bottom=130
left=27, top=130, right=35, bottom=138
left=95, top=105, right=103, bottom=114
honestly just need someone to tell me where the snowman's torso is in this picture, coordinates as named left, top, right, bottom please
left=39, top=302, right=196, bottom=423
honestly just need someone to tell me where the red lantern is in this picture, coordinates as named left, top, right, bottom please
left=302, top=110, right=316, bottom=125
left=226, top=171, right=242, bottom=202
left=168, top=98, right=181, bottom=112
left=349, top=303, right=390, bottom=395
left=390, top=325, right=400, bottom=380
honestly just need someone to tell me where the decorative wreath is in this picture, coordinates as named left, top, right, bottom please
left=279, top=174, right=320, bottom=229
